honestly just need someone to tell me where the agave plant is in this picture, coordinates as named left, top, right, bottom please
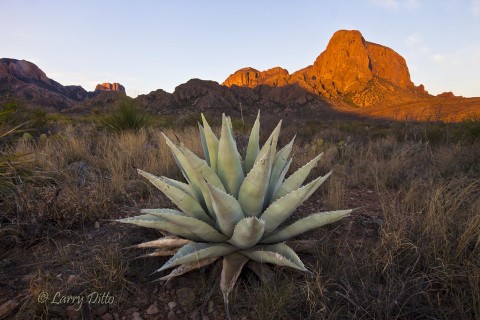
left=117, top=113, right=351, bottom=318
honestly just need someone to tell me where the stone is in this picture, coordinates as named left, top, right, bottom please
left=100, top=313, right=113, bottom=320
left=131, top=311, right=143, bottom=320
left=167, top=310, right=178, bottom=320
left=167, top=301, right=177, bottom=310
left=67, top=274, right=78, bottom=287
left=146, top=303, right=160, bottom=315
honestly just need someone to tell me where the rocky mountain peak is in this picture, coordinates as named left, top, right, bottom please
left=95, top=82, right=126, bottom=93
left=225, top=30, right=417, bottom=107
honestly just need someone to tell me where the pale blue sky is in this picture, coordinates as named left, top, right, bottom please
left=1, top=0, right=479, bottom=97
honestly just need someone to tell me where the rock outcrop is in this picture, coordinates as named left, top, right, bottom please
left=224, top=30, right=419, bottom=107
left=95, top=82, right=126, bottom=93
left=437, top=91, right=456, bottom=98
left=223, top=67, right=290, bottom=88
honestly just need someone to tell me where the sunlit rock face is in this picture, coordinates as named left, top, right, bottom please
left=224, top=30, right=416, bottom=107
left=223, top=67, right=290, bottom=88
left=95, top=82, right=126, bottom=93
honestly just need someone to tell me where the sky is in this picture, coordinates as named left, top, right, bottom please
left=1, top=0, right=479, bottom=97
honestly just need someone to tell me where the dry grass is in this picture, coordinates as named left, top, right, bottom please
left=1, top=116, right=479, bottom=319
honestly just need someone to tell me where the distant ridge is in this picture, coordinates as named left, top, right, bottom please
left=1, top=30, right=479, bottom=121
left=0, top=58, right=125, bottom=111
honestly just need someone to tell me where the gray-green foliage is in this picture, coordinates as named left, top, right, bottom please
left=117, top=112, right=351, bottom=317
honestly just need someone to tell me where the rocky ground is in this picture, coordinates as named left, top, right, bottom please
left=0, top=188, right=382, bottom=320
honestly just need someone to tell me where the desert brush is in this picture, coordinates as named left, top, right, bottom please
left=116, top=112, right=351, bottom=318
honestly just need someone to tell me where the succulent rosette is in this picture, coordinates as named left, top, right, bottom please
left=117, top=112, right=351, bottom=316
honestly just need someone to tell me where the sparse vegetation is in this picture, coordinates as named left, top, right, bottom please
left=100, top=99, right=151, bottom=132
left=0, top=113, right=479, bottom=319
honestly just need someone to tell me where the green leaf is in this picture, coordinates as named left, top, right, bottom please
left=255, top=120, right=282, bottom=166
left=261, top=175, right=326, bottom=234
left=201, top=114, right=219, bottom=171
left=238, top=143, right=272, bottom=217
left=162, top=133, right=202, bottom=200
left=243, top=110, right=260, bottom=174
left=116, top=214, right=202, bottom=241
left=198, top=122, right=210, bottom=166
left=239, top=243, right=307, bottom=271
left=217, top=113, right=244, bottom=197
left=180, top=145, right=226, bottom=217
left=261, top=209, right=352, bottom=244
left=159, top=242, right=236, bottom=271
left=137, top=169, right=213, bottom=224
left=143, top=209, right=228, bottom=242
left=227, top=217, right=265, bottom=249
left=266, top=136, right=295, bottom=204
left=272, top=152, right=323, bottom=201
left=206, top=182, right=244, bottom=237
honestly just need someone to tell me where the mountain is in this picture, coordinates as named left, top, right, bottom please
left=223, top=30, right=425, bottom=107
left=0, top=58, right=125, bottom=111
left=1, top=30, right=479, bottom=121
left=220, top=30, right=479, bottom=120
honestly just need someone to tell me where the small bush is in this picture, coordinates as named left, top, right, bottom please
left=101, top=99, right=151, bottom=132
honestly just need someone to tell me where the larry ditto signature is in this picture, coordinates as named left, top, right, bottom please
left=37, top=291, right=115, bottom=311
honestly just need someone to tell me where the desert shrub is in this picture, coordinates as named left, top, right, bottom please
left=101, top=99, right=151, bottom=132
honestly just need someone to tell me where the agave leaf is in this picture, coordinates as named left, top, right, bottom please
left=180, top=145, right=225, bottom=217
left=162, top=133, right=202, bottom=199
left=163, top=176, right=196, bottom=198
left=217, top=114, right=244, bottom=197
left=245, top=261, right=275, bottom=283
left=261, top=175, right=326, bottom=234
left=138, top=168, right=195, bottom=198
left=239, top=243, right=306, bottom=271
left=270, top=158, right=292, bottom=202
left=159, top=257, right=218, bottom=281
left=180, top=146, right=224, bottom=190
left=227, top=217, right=265, bottom=249
left=201, top=114, right=219, bottom=171
left=134, top=249, right=179, bottom=259
left=117, top=214, right=203, bottom=241
left=238, top=144, right=272, bottom=217
left=226, top=115, right=233, bottom=134
left=206, top=182, right=244, bottom=237
left=261, top=209, right=352, bottom=244
left=266, top=136, right=295, bottom=204
left=125, top=236, right=191, bottom=249
left=243, top=110, right=260, bottom=174
left=255, top=120, right=282, bottom=165
left=306, top=171, right=332, bottom=199
left=198, top=122, right=210, bottom=166
left=137, top=169, right=213, bottom=224
left=143, top=209, right=228, bottom=242
left=159, top=242, right=236, bottom=271
left=220, top=253, right=249, bottom=306
left=272, top=152, right=323, bottom=201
